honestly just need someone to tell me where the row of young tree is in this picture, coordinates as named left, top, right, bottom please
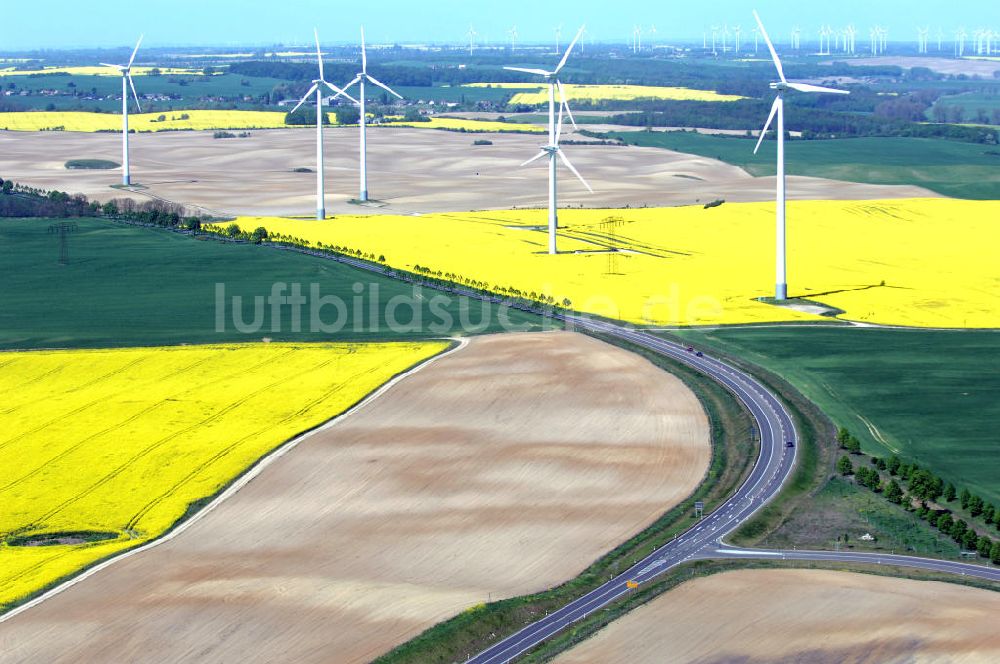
left=0, top=177, right=210, bottom=231
left=835, top=427, right=1000, bottom=563
left=607, top=99, right=1000, bottom=144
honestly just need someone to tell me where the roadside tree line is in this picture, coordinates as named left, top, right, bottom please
left=835, top=427, right=1000, bottom=563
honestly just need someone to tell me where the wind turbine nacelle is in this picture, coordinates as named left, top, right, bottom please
left=770, top=82, right=787, bottom=91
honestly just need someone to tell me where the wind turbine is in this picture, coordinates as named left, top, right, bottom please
left=555, top=24, right=563, bottom=53
left=467, top=25, right=477, bottom=56
left=289, top=29, right=358, bottom=220
left=504, top=25, right=592, bottom=255
left=509, top=25, right=518, bottom=52
left=339, top=27, right=403, bottom=204
left=752, top=10, right=848, bottom=301
left=100, top=35, right=144, bottom=186
left=734, top=25, right=742, bottom=54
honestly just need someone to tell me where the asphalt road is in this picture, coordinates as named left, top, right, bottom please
left=282, top=247, right=1000, bottom=663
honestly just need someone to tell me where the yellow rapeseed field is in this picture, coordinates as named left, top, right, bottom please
left=0, top=66, right=211, bottom=77
left=0, top=110, right=302, bottom=132
left=0, top=111, right=540, bottom=134
left=0, top=341, right=446, bottom=611
left=232, top=199, right=1000, bottom=329
left=384, top=117, right=544, bottom=133
left=465, top=83, right=745, bottom=104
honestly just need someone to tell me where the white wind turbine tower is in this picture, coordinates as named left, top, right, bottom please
left=289, top=29, right=357, bottom=220
left=509, top=25, right=518, bottom=52
left=711, top=25, right=719, bottom=55
left=937, top=28, right=944, bottom=52
left=100, top=35, right=144, bottom=186
left=752, top=10, right=848, bottom=301
left=648, top=24, right=657, bottom=48
left=555, top=24, right=563, bottom=53
left=467, top=25, right=477, bottom=56
left=955, top=28, right=967, bottom=57
left=734, top=25, right=742, bottom=54
left=752, top=26, right=760, bottom=54
left=504, top=26, right=592, bottom=255
left=339, top=27, right=403, bottom=204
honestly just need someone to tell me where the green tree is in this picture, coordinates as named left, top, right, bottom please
left=937, top=514, right=953, bottom=533
left=961, top=529, right=978, bottom=551
left=977, top=535, right=992, bottom=557
left=885, top=480, right=904, bottom=504
left=837, top=455, right=854, bottom=476
left=982, top=504, right=995, bottom=525
left=837, top=427, right=851, bottom=447
left=876, top=457, right=887, bottom=471
left=951, top=519, right=968, bottom=542
left=968, top=494, right=984, bottom=517
left=335, top=106, right=361, bottom=125
left=886, top=455, right=901, bottom=476
left=250, top=226, right=268, bottom=244
left=402, top=107, right=429, bottom=122
left=943, top=483, right=956, bottom=502
left=960, top=488, right=972, bottom=509
left=846, top=436, right=862, bottom=455
left=991, top=541, right=1000, bottom=565
left=225, top=223, right=241, bottom=238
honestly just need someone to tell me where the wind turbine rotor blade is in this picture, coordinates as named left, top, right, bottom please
left=127, top=75, right=142, bottom=112
left=127, top=34, right=144, bottom=69
left=754, top=96, right=780, bottom=154
left=557, top=149, right=593, bottom=193
left=324, top=80, right=358, bottom=104
left=520, top=150, right=548, bottom=167
left=787, top=82, right=849, bottom=94
left=341, top=74, right=363, bottom=93
left=554, top=25, right=586, bottom=74
left=315, top=28, right=324, bottom=80
left=100, top=63, right=125, bottom=71
left=556, top=99, right=565, bottom=143
left=503, top=66, right=551, bottom=76
left=291, top=83, right=319, bottom=114
left=361, top=26, right=368, bottom=73
left=365, top=74, right=403, bottom=99
left=752, top=10, right=786, bottom=82
left=556, top=80, right=578, bottom=130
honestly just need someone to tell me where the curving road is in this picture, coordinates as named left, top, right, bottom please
left=282, top=248, right=1000, bottom=663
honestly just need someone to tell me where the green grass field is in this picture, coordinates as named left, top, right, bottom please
left=609, top=131, right=1000, bottom=199
left=676, top=326, right=1000, bottom=504
left=928, top=91, right=1000, bottom=122
left=0, top=217, right=543, bottom=349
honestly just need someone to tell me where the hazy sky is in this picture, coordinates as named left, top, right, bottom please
left=4, top=0, right=999, bottom=50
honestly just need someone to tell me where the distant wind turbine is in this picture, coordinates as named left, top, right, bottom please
left=100, top=35, right=144, bottom=186
left=289, top=29, right=358, bottom=219
left=752, top=10, right=849, bottom=301
left=340, top=27, right=404, bottom=204
left=504, top=25, right=593, bottom=255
